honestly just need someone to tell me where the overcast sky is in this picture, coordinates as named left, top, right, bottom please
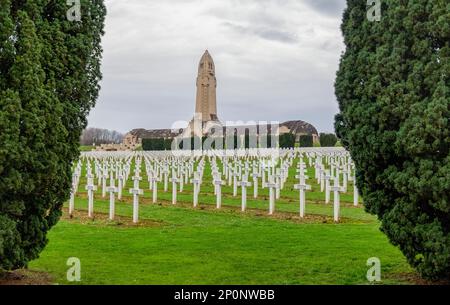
left=87, top=0, right=347, bottom=134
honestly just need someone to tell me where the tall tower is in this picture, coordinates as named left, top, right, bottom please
left=183, top=50, right=221, bottom=138
left=195, top=50, right=219, bottom=122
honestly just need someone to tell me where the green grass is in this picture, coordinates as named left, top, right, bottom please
left=29, top=158, right=416, bottom=285
left=79, top=145, right=94, bottom=152
left=29, top=202, right=413, bottom=285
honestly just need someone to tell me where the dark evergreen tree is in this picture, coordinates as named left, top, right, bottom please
left=299, top=135, right=313, bottom=147
left=335, top=0, right=449, bottom=280
left=319, top=133, right=338, bottom=147
left=279, top=133, right=296, bottom=148
left=0, top=0, right=106, bottom=270
left=142, top=138, right=166, bottom=151
left=164, top=138, right=174, bottom=150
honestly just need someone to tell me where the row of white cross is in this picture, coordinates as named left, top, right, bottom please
left=70, top=148, right=359, bottom=223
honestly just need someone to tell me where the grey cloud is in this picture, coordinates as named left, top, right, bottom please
left=221, top=22, right=298, bottom=44
left=253, top=28, right=298, bottom=43
left=303, top=0, right=347, bottom=17
left=201, top=1, right=290, bottom=29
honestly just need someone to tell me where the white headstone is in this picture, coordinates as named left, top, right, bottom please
left=214, top=179, right=226, bottom=209
left=239, top=179, right=252, bottom=212
left=106, top=184, right=117, bottom=220
left=330, top=177, right=345, bottom=222
left=129, top=187, right=144, bottom=223
left=294, top=175, right=311, bottom=218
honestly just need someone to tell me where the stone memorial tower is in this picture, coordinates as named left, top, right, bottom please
left=196, top=50, right=219, bottom=122
left=183, top=50, right=222, bottom=138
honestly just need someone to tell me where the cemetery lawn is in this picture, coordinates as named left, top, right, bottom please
left=79, top=145, right=94, bottom=152
left=29, top=199, right=416, bottom=285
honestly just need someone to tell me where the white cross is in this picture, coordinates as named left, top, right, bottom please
left=69, top=183, right=76, bottom=217
left=295, top=171, right=308, bottom=183
left=315, top=161, right=322, bottom=183
left=294, top=176, right=311, bottom=218
left=147, top=174, right=158, bottom=203
left=341, top=167, right=349, bottom=193
left=163, top=169, right=169, bottom=192
left=251, top=172, right=260, bottom=198
left=353, top=175, right=359, bottom=207
left=147, top=171, right=155, bottom=190
left=295, top=167, right=307, bottom=182
left=132, top=174, right=142, bottom=189
left=101, top=171, right=108, bottom=198
left=280, top=167, right=287, bottom=189
left=225, top=167, right=230, bottom=185
left=85, top=174, right=97, bottom=218
left=184, top=168, right=189, bottom=184
left=274, top=170, right=282, bottom=199
left=263, top=179, right=279, bottom=215
left=330, top=177, right=345, bottom=222
left=106, top=184, right=117, bottom=220
left=118, top=174, right=124, bottom=200
left=170, top=176, right=179, bottom=205
left=129, top=187, right=144, bottom=223
left=233, top=171, right=239, bottom=197
left=190, top=173, right=201, bottom=208
left=261, top=164, right=266, bottom=186
left=224, top=162, right=229, bottom=179
left=195, top=170, right=203, bottom=193
left=347, top=163, right=353, bottom=181
left=115, top=163, right=119, bottom=178
left=212, top=170, right=219, bottom=195
left=319, top=166, right=326, bottom=192
left=179, top=172, right=184, bottom=192
left=239, top=179, right=252, bottom=212
left=72, top=172, right=80, bottom=194
left=214, top=179, right=226, bottom=209
left=97, top=169, right=102, bottom=186
left=324, top=171, right=331, bottom=204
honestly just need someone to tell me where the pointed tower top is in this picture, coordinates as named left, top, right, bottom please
left=200, top=50, right=214, bottom=63
left=199, top=50, right=215, bottom=73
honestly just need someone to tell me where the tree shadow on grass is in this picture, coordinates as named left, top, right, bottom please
left=0, top=269, right=53, bottom=285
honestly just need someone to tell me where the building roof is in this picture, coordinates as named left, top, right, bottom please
left=280, top=120, right=319, bottom=136
left=128, top=128, right=183, bottom=139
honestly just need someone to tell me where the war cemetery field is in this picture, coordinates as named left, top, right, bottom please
left=21, top=148, right=425, bottom=285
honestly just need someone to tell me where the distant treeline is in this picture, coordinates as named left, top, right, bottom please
left=80, top=127, right=124, bottom=145
left=319, top=133, right=338, bottom=147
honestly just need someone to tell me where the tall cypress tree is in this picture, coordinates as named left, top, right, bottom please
left=0, top=0, right=106, bottom=270
left=335, top=0, right=449, bottom=280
